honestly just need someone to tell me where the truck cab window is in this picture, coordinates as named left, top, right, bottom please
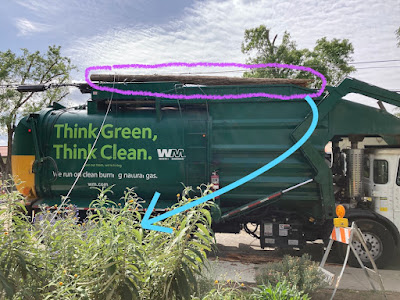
left=373, top=160, right=388, bottom=184
left=364, top=157, right=370, bottom=178
left=396, top=159, right=400, bottom=186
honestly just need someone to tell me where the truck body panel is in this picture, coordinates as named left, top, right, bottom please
left=12, top=79, right=400, bottom=220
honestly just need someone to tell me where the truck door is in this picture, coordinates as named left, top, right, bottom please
left=393, top=158, right=400, bottom=230
left=363, top=154, right=372, bottom=197
left=371, top=155, right=394, bottom=222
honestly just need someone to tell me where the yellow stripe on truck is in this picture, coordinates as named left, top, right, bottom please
left=11, top=155, right=37, bottom=199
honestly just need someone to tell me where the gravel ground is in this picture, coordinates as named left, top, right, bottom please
left=212, top=231, right=400, bottom=270
left=206, top=230, right=400, bottom=296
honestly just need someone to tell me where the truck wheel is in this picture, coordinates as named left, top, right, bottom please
left=337, top=219, right=395, bottom=268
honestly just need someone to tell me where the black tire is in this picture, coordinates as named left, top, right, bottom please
left=337, top=219, right=395, bottom=268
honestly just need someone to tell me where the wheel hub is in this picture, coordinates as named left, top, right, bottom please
left=352, top=232, right=382, bottom=262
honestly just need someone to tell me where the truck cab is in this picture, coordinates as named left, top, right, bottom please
left=332, top=146, right=400, bottom=268
left=364, top=148, right=400, bottom=232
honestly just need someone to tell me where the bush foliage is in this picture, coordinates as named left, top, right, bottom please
left=251, top=281, right=310, bottom=300
left=0, top=182, right=217, bottom=299
left=0, top=181, right=326, bottom=299
left=255, top=254, right=326, bottom=294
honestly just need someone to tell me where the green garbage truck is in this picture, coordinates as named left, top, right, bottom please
left=12, top=75, right=400, bottom=267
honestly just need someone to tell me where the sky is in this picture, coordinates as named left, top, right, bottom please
left=0, top=0, right=399, bottom=145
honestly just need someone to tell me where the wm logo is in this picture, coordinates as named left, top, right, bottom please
left=157, top=149, right=186, bottom=160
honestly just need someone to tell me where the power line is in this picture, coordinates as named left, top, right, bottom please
left=174, top=60, right=400, bottom=74
left=349, top=59, right=400, bottom=64
left=177, top=64, right=400, bottom=75
left=357, top=65, right=400, bottom=69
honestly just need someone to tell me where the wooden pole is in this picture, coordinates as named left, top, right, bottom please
left=90, top=74, right=311, bottom=87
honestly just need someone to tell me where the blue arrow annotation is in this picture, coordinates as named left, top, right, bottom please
left=141, top=95, right=319, bottom=233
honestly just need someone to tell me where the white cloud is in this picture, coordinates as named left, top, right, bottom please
left=15, top=18, right=51, bottom=36
left=66, top=0, right=400, bottom=90
left=11, top=0, right=400, bottom=110
left=2, top=0, right=400, bottom=144
left=14, top=0, right=61, bottom=13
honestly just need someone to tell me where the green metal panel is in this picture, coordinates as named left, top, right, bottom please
left=331, top=100, right=400, bottom=136
left=13, top=117, right=34, bottom=156
left=44, top=110, right=209, bottom=208
left=209, top=99, right=324, bottom=219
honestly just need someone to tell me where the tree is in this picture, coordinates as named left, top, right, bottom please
left=0, top=46, right=75, bottom=177
left=241, top=25, right=356, bottom=86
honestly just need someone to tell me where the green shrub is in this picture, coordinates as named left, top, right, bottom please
left=0, top=182, right=218, bottom=300
left=251, top=281, right=310, bottom=300
left=255, top=254, right=326, bottom=294
left=193, top=280, right=249, bottom=300
left=0, top=180, right=39, bottom=299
